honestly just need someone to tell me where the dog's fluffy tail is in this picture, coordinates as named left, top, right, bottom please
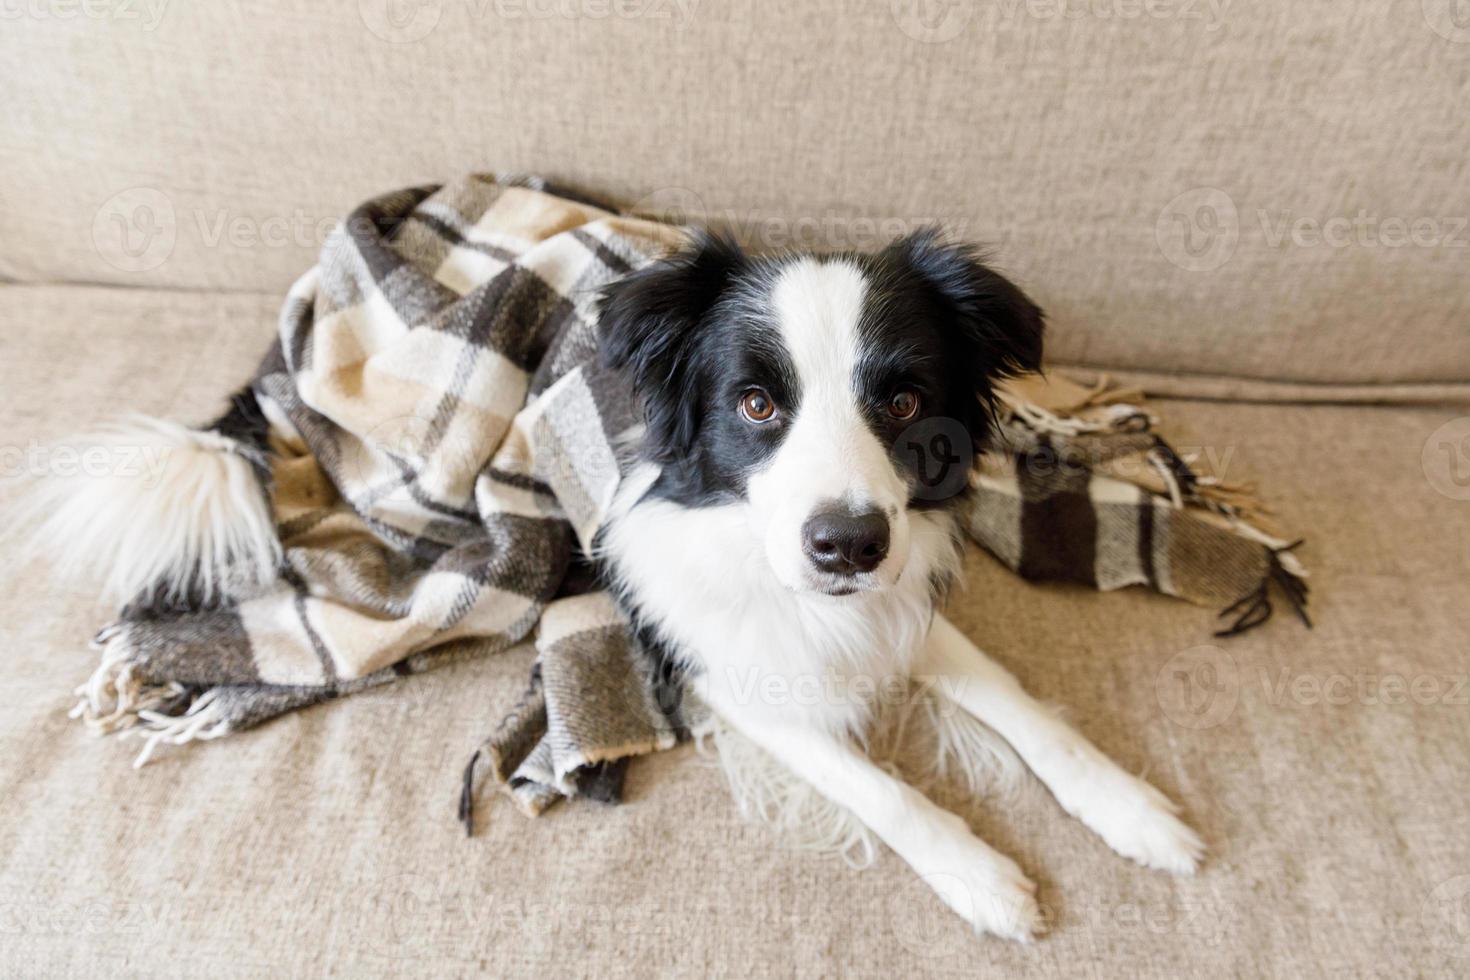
left=12, top=415, right=280, bottom=607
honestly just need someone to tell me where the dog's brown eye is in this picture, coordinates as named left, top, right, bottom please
left=740, top=389, right=777, bottom=423
left=888, top=389, right=921, bottom=421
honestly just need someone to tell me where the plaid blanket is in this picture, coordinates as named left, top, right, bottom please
left=56, top=175, right=1307, bottom=820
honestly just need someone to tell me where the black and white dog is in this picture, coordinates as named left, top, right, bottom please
left=596, top=230, right=1202, bottom=941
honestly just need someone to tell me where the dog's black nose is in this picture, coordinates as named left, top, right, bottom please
left=802, top=509, right=890, bottom=576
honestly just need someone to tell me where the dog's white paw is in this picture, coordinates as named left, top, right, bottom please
left=1067, top=767, right=1204, bottom=875
left=921, top=845, right=1042, bottom=942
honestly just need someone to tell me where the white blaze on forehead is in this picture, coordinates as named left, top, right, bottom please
left=749, top=257, right=914, bottom=591
left=769, top=258, right=868, bottom=401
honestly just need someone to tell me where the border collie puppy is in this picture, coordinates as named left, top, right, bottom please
left=597, top=230, right=1203, bottom=941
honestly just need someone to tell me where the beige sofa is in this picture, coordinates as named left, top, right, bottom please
left=2, top=4, right=1467, bottom=976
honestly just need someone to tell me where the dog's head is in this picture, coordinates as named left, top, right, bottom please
left=599, top=229, right=1043, bottom=596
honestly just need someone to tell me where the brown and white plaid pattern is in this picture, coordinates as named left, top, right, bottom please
left=74, top=176, right=683, bottom=766
left=67, top=176, right=1307, bottom=817
left=968, top=421, right=1310, bottom=631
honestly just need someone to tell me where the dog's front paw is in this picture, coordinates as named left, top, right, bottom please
left=1073, top=769, right=1205, bottom=875
left=921, top=846, right=1042, bottom=942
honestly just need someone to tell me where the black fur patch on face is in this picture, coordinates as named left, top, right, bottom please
left=598, top=234, right=801, bottom=505
left=598, top=229, right=1044, bottom=511
left=850, top=229, right=1046, bottom=502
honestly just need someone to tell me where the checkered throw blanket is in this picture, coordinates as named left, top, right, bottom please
left=62, top=175, right=1308, bottom=820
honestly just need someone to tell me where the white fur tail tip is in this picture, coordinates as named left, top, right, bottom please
left=12, top=415, right=281, bottom=607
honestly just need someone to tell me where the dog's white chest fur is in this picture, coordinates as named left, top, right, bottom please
left=602, top=465, right=961, bottom=734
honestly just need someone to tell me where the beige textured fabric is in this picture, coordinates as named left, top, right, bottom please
left=4, top=287, right=1469, bottom=977
left=2, top=3, right=1467, bottom=388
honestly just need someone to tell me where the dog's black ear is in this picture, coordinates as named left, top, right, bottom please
left=889, top=228, right=1045, bottom=383
left=598, top=231, right=746, bottom=462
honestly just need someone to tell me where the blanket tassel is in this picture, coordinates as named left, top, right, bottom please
left=122, top=689, right=232, bottom=769
left=459, top=749, right=482, bottom=836
left=1214, top=541, right=1312, bottom=638
left=70, top=626, right=188, bottom=736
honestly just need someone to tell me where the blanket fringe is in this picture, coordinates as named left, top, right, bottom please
left=1004, top=372, right=1288, bottom=534
left=1214, top=542, right=1312, bottom=637
left=69, top=626, right=188, bottom=737
left=459, top=750, right=482, bottom=835
left=69, top=623, right=226, bottom=767
left=1004, top=371, right=1313, bottom=616
left=1069, top=373, right=1146, bottom=409
left=121, top=690, right=232, bottom=769
left=998, top=391, right=1153, bottom=439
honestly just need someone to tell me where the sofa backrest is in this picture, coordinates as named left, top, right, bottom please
left=2, top=1, right=1466, bottom=386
